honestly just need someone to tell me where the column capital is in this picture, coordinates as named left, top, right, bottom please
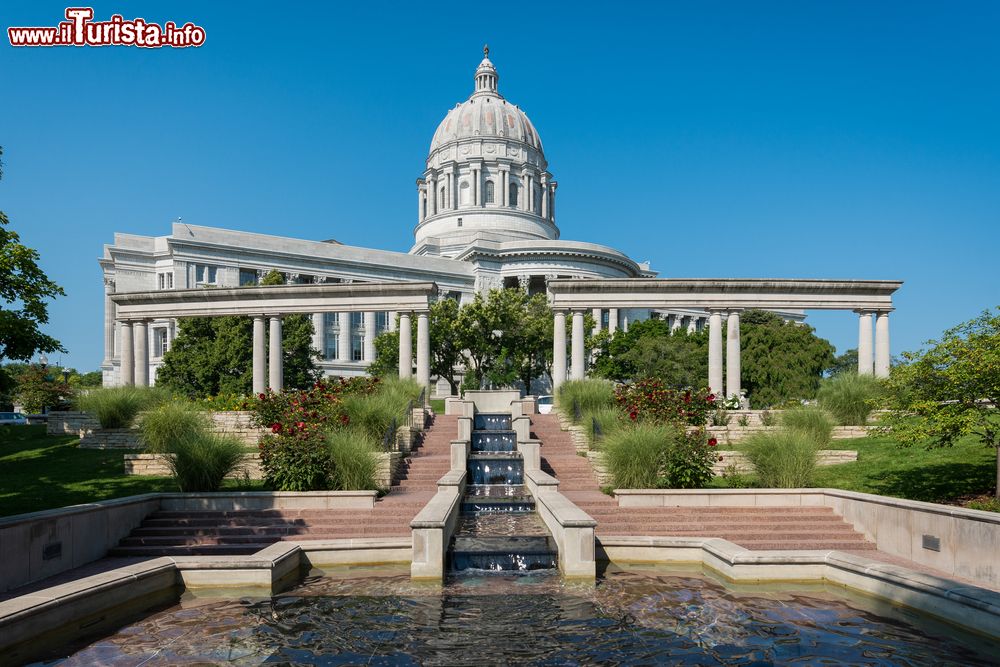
left=706, top=307, right=728, bottom=315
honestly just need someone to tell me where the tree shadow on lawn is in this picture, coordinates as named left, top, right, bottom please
left=862, top=462, right=995, bottom=504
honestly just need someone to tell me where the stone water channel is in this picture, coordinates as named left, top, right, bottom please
left=448, top=413, right=559, bottom=573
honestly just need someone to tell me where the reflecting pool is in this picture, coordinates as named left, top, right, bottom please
left=33, top=564, right=997, bottom=666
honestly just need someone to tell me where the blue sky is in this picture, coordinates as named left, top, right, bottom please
left=1, top=1, right=998, bottom=371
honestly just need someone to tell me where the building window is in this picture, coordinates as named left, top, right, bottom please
left=457, top=218, right=463, bottom=227
left=157, top=272, right=173, bottom=290
left=239, top=269, right=258, bottom=286
left=153, top=328, right=169, bottom=357
left=323, top=313, right=339, bottom=360
left=195, top=264, right=217, bottom=286
left=376, top=311, right=389, bottom=334
left=484, top=180, right=495, bottom=203
left=509, top=182, right=518, bottom=207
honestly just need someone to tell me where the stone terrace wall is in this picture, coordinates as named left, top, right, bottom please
left=80, top=429, right=142, bottom=449
left=125, top=451, right=403, bottom=489
left=586, top=449, right=858, bottom=486
left=47, top=410, right=265, bottom=447
left=46, top=411, right=100, bottom=436
left=210, top=411, right=265, bottom=445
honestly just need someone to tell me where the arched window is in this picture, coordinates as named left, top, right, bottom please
left=459, top=181, right=471, bottom=205
left=484, top=180, right=495, bottom=204
left=509, top=182, right=519, bottom=208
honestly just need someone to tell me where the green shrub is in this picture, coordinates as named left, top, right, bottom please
left=759, top=410, right=777, bottom=427
left=557, top=379, right=614, bottom=421
left=328, top=429, right=379, bottom=490
left=168, top=433, right=246, bottom=492
left=138, top=401, right=210, bottom=453
left=602, top=424, right=670, bottom=489
left=259, top=432, right=334, bottom=491
left=76, top=386, right=171, bottom=429
left=737, top=414, right=751, bottom=427
left=582, top=405, right=622, bottom=447
left=780, top=406, right=835, bottom=448
left=745, top=430, right=819, bottom=488
left=817, top=372, right=881, bottom=425
left=709, top=409, right=730, bottom=426
left=662, top=429, right=719, bottom=489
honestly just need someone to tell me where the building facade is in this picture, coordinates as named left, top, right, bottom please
left=99, top=49, right=797, bottom=392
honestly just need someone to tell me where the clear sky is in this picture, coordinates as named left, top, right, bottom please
left=1, top=1, right=998, bottom=371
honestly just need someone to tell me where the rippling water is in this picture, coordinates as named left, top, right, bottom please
left=36, top=565, right=997, bottom=666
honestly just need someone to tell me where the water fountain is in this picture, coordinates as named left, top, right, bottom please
left=448, top=413, right=559, bottom=573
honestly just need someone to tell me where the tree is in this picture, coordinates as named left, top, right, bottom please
left=592, top=318, right=707, bottom=386
left=157, top=271, right=319, bottom=397
left=877, top=309, right=1000, bottom=498
left=0, top=147, right=65, bottom=361
left=827, top=348, right=859, bottom=376
left=740, top=310, right=836, bottom=408
left=13, top=364, right=71, bottom=413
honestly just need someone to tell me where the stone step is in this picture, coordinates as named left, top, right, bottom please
left=110, top=544, right=272, bottom=557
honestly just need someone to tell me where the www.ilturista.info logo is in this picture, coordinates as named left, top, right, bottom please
left=8, top=7, right=205, bottom=48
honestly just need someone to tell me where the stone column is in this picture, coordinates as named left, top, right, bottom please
left=363, top=311, right=377, bottom=362
left=591, top=308, right=602, bottom=336
left=609, top=308, right=619, bottom=334
left=311, top=313, right=325, bottom=359
left=501, top=169, right=510, bottom=207
left=133, top=320, right=149, bottom=386
left=875, top=311, right=891, bottom=378
left=857, top=311, right=874, bottom=375
left=338, top=311, right=351, bottom=362
left=428, top=176, right=437, bottom=215
left=417, top=184, right=424, bottom=221
left=726, top=310, right=741, bottom=399
left=416, top=311, right=430, bottom=391
left=446, top=171, right=453, bottom=210
left=708, top=310, right=724, bottom=396
left=268, top=316, right=283, bottom=392
left=552, top=311, right=567, bottom=389
left=670, top=315, right=682, bottom=333
left=472, top=167, right=480, bottom=206
left=252, top=316, right=267, bottom=395
left=119, top=321, right=134, bottom=386
left=570, top=310, right=586, bottom=380
left=103, top=278, right=115, bottom=364
left=541, top=176, right=549, bottom=219
left=388, top=311, right=397, bottom=332
left=399, top=312, right=413, bottom=379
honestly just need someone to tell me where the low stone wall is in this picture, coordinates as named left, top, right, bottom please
left=46, top=411, right=100, bottom=436
left=125, top=451, right=402, bottom=489
left=47, top=410, right=266, bottom=446
left=707, top=425, right=872, bottom=444
left=586, top=449, right=858, bottom=486
left=79, top=428, right=142, bottom=449
left=124, top=453, right=263, bottom=479
left=209, top=411, right=265, bottom=445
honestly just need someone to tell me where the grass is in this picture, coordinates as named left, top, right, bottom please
left=328, top=429, right=379, bottom=491
left=0, top=425, right=262, bottom=517
left=76, top=386, right=171, bottom=429
left=780, top=407, right=835, bottom=448
left=601, top=424, right=675, bottom=489
left=582, top=405, right=623, bottom=447
left=817, top=372, right=881, bottom=425
left=556, top=379, right=615, bottom=421
left=744, top=430, right=819, bottom=488
left=429, top=398, right=446, bottom=414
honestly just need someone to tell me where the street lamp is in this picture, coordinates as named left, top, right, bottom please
left=38, top=353, right=48, bottom=368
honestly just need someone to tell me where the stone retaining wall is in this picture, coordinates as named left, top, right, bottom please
left=80, top=429, right=142, bottom=449
left=124, top=451, right=402, bottom=489
left=209, top=411, right=265, bottom=445
left=46, top=411, right=100, bottom=436
left=707, top=425, right=871, bottom=444
left=586, top=449, right=858, bottom=486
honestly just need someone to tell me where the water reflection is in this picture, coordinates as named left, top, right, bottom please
left=39, top=566, right=997, bottom=666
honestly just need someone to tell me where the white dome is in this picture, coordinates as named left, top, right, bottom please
left=429, top=53, right=543, bottom=154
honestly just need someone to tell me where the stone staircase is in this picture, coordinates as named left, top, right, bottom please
left=110, top=413, right=457, bottom=558
left=531, top=413, right=875, bottom=552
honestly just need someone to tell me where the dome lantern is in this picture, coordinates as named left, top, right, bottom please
left=473, top=44, right=498, bottom=95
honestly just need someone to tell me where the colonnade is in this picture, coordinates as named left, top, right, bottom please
left=552, top=306, right=892, bottom=393
left=117, top=309, right=431, bottom=393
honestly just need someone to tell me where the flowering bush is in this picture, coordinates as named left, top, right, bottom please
left=252, top=377, right=382, bottom=491
left=661, top=429, right=719, bottom=489
left=615, top=380, right=716, bottom=428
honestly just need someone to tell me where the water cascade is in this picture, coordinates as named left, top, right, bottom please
left=448, top=412, right=558, bottom=573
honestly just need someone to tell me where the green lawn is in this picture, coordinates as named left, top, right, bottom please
left=714, top=433, right=996, bottom=505
left=0, top=425, right=261, bottom=518
left=429, top=398, right=446, bottom=414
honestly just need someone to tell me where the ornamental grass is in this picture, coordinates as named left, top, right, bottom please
left=76, top=386, right=172, bottom=429
left=817, top=372, right=881, bottom=425
left=780, top=406, right=836, bottom=449
left=744, top=430, right=819, bottom=489
left=556, top=379, right=615, bottom=421
left=328, top=428, right=380, bottom=491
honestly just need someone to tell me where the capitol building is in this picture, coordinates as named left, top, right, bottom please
left=99, top=49, right=795, bottom=393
